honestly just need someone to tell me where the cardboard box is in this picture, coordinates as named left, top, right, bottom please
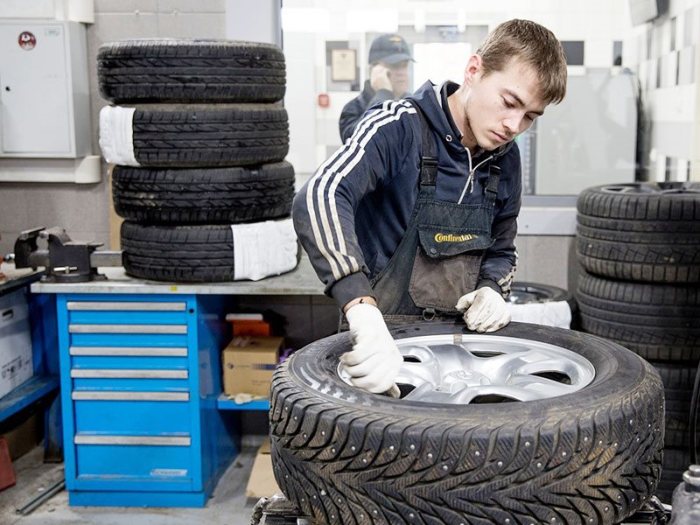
left=0, top=289, right=34, bottom=399
left=246, top=439, right=280, bottom=498
left=222, top=336, right=283, bottom=397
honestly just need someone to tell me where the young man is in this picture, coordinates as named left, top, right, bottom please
left=294, top=19, right=568, bottom=395
left=339, top=33, right=413, bottom=143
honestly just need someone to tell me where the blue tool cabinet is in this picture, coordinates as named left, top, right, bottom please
left=56, top=293, right=238, bottom=507
left=31, top=257, right=327, bottom=507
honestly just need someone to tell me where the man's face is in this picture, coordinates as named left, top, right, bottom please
left=458, top=56, right=546, bottom=151
left=384, top=60, right=410, bottom=96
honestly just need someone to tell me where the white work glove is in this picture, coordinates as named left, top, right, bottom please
left=455, top=287, right=511, bottom=333
left=341, top=303, right=403, bottom=395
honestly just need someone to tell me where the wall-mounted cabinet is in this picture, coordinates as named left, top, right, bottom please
left=0, top=19, right=100, bottom=183
left=0, top=20, right=90, bottom=158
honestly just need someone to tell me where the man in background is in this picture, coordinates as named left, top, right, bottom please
left=338, top=34, right=413, bottom=142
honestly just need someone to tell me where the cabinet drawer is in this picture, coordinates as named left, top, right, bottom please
left=69, top=333, right=189, bottom=348
left=70, top=366, right=188, bottom=391
left=71, top=377, right=188, bottom=391
left=74, top=400, right=191, bottom=434
left=67, top=301, right=188, bottom=331
left=68, top=322, right=187, bottom=334
left=70, top=354, right=188, bottom=371
left=67, top=301, right=187, bottom=312
left=72, top=391, right=188, bottom=401
left=75, top=440, right=193, bottom=491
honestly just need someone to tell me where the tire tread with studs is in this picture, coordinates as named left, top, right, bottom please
left=270, top=321, right=664, bottom=525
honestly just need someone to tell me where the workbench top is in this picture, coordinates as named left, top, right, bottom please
left=0, top=265, right=44, bottom=296
left=29, top=256, right=326, bottom=295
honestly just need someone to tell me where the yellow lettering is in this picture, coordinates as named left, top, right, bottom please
left=433, top=233, right=477, bottom=243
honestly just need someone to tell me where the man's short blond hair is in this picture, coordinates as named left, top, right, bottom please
left=477, top=19, right=568, bottom=104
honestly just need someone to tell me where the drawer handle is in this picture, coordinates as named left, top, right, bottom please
left=71, top=369, right=188, bottom=379
left=74, top=435, right=191, bottom=446
left=69, top=324, right=187, bottom=334
left=72, top=391, right=189, bottom=401
left=67, top=302, right=187, bottom=311
left=70, top=347, right=188, bottom=357
left=1, top=308, right=13, bottom=321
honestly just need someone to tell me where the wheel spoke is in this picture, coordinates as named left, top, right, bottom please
left=448, top=384, right=542, bottom=403
left=509, top=374, right=578, bottom=398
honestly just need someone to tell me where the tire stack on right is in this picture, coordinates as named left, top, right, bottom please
left=97, top=39, right=297, bottom=282
left=575, top=181, right=700, bottom=502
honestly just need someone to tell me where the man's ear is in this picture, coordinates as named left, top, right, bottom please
left=463, top=54, right=483, bottom=86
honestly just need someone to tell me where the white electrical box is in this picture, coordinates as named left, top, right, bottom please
left=0, top=20, right=91, bottom=158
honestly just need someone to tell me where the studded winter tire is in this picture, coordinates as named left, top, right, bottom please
left=270, top=321, right=664, bottom=525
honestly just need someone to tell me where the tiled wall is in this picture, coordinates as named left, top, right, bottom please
left=624, top=0, right=700, bottom=181
left=0, top=0, right=227, bottom=256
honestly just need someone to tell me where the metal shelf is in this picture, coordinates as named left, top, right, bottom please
left=0, top=375, right=59, bottom=422
left=216, top=393, right=269, bottom=412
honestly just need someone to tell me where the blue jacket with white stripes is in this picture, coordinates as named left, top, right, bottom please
left=293, top=80, right=521, bottom=309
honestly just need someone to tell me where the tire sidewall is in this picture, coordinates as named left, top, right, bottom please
left=282, top=321, right=656, bottom=425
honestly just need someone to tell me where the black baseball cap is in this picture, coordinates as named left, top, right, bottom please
left=368, top=34, right=413, bottom=65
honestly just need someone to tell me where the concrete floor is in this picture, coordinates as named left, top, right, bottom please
left=0, top=442, right=265, bottom=525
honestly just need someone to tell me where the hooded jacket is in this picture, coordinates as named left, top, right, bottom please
left=338, top=80, right=395, bottom=143
left=293, top=80, right=521, bottom=308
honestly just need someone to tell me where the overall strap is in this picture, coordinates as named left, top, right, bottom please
left=410, top=102, right=438, bottom=187
left=485, top=163, right=501, bottom=199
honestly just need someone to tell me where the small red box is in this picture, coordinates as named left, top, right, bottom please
left=0, top=437, right=16, bottom=491
left=226, top=313, right=271, bottom=336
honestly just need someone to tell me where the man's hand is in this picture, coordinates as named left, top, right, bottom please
left=370, top=63, right=393, bottom=92
left=341, top=303, right=403, bottom=394
left=455, top=287, right=511, bottom=333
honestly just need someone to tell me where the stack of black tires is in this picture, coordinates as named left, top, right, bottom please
left=97, top=39, right=297, bottom=282
left=575, top=182, right=700, bottom=501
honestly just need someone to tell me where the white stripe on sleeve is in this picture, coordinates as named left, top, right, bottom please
left=306, top=100, right=416, bottom=280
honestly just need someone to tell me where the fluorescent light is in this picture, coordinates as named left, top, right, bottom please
left=346, top=9, right=398, bottom=33
left=282, top=7, right=330, bottom=32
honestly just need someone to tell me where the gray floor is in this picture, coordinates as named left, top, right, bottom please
left=0, top=442, right=265, bottom=525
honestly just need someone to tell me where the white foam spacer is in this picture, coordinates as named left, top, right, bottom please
left=98, top=105, right=139, bottom=166
left=231, top=218, right=298, bottom=281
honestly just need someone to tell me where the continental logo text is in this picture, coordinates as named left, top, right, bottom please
left=434, top=233, right=477, bottom=243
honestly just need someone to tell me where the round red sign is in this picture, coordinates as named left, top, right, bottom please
left=18, top=31, right=36, bottom=50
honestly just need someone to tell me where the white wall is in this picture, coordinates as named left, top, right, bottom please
left=225, top=0, right=281, bottom=46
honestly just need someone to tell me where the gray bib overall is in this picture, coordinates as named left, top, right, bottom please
left=371, top=102, right=501, bottom=319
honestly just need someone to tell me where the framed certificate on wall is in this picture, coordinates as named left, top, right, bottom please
left=331, top=49, right=357, bottom=82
